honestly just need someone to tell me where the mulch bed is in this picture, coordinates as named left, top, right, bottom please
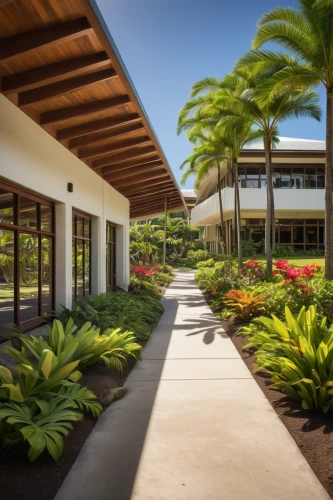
left=218, top=308, right=333, bottom=499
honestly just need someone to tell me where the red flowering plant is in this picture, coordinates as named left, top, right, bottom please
left=241, top=258, right=265, bottom=285
left=130, top=265, right=160, bottom=282
left=273, top=260, right=321, bottom=295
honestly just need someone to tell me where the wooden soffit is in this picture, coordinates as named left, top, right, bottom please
left=0, top=0, right=187, bottom=219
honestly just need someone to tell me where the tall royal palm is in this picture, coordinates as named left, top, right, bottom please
left=180, top=131, right=228, bottom=252
left=235, top=0, right=333, bottom=277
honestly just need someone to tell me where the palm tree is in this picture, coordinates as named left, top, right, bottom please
left=179, top=72, right=321, bottom=274
left=234, top=0, right=333, bottom=277
left=180, top=131, right=229, bottom=253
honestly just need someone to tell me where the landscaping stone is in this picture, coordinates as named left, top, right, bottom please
left=99, top=387, right=128, bottom=407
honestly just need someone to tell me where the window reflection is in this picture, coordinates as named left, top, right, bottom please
left=41, top=237, right=53, bottom=315
left=0, top=189, right=14, bottom=225
left=238, top=165, right=325, bottom=189
left=19, top=233, right=39, bottom=322
left=0, top=229, right=15, bottom=331
left=20, top=197, right=37, bottom=229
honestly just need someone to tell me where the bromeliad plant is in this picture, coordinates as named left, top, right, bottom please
left=223, top=289, right=267, bottom=321
left=7, top=318, right=142, bottom=374
left=242, top=305, right=333, bottom=413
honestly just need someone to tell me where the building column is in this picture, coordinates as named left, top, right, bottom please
left=55, top=202, right=72, bottom=311
left=91, top=215, right=104, bottom=296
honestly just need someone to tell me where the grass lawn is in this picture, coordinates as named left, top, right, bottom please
left=250, top=255, right=325, bottom=268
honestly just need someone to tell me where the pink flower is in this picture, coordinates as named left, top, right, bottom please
left=274, top=260, right=290, bottom=270
left=244, top=259, right=258, bottom=269
left=272, top=270, right=280, bottom=276
left=285, top=268, right=301, bottom=281
left=301, top=265, right=314, bottom=278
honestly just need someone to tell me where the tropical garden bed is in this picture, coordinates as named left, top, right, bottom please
left=195, top=255, right=333, bottom=498
left=0, top=265, right=172, bottom=500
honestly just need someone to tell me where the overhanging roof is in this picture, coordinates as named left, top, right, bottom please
left=0, top=0, right=188, bottom=220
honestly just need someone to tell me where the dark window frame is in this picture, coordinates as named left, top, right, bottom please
left=0, top=180, right=55, bottom=334
left=106, top=221, right=116, bottom=291
left=72, top=210, right=91, bottom=302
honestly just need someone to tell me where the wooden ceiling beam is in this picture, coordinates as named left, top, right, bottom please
left=131, top=201, right=182, bottom=217
left=2, top=52, right=110, bottom=95
left=19, top=68, right=116, bottom=106
left=92, top=145, right=156, bottom=169
left=101, top=157, right=161, bottom=175
left=69, top=122, right=144, bottom=149
left=102, top=164, right=165, bottom=183
left=128, top=188, right=177, bottom=201
left=117, top=178, right=173, bottom=196
left=78, top=136, right=151, bottom=160
left=58, top=111, right=138, bottom=141
left=111, top=169, right=168, bottom=189
left=43, top=95, right=130, bottom=127
left=0, top=17, right=92, bottom=63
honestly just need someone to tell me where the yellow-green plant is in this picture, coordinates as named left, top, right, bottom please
left=250, top=305, right=333, bottom=413
left=7, top=318, right=142, bottom=374
left=223, top=289, right=267, bottom=321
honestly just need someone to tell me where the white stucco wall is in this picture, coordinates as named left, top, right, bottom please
left=191, top=187, right=325, bottom=225
left=0, top=95, right=130, bottom=310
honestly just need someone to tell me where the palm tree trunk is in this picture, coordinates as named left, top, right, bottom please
left=325, top=91, right=333, bottom=279
left=264, top=136, right=274, bottom=275
left=234, top=161, right=243, bottom=270
left=217, top=162, right=224, bottom=254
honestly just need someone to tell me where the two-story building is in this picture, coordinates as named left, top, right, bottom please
left=190, top=137, right=325, bottom=254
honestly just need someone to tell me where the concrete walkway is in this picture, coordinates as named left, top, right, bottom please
left=55, top=271, right=330, bottom=500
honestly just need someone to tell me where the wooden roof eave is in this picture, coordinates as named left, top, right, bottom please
left=0, top=0, right=187, bottom=219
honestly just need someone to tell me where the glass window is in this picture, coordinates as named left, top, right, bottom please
left=293, top=225, right=304, bottom=244
left=106, top=222, right=116, bottom=291
left=292, top=167, right=304, bottom=189
left=0, top=229, right=15, bottom=330
left=0, top=186, right=54, bottom=332
left=19, top=233, right=39, bottom=323
left=0, top=188, right=14, bottom=225
left=317, top=167, right=325, bottom=189
left=281, top=168, right=292, bottom=189
left=279, top=222, right=291, bottom=244
left=319, top=226, right=324, bottom=245
left=246, top=167, right=260, bottom=188
left=20, top=197, right=37, bottom=229
left=41, top=205, right=53, bottom=232
left=238, top=167, right=246, bottom=188
left=305, top=226, right=317, bottom=245
left=272, top=168, right=281, bottom=189
left=305, top=168, right=316, bottom=189
left=72, top=212, right=91, bottom=302
left=41, top=236, right=53, bottom=315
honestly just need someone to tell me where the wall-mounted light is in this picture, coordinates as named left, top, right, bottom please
left=67, top=182, right=74, bottom=193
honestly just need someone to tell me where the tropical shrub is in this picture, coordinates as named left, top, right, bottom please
left=0, top=369, right=102, bottom=461
left=196, top=258, right=215, bottom=269
left=153, top=272, right=174, bottom=287
left=247, top=306, right=333, bottom=413
left=7, top=319, right=142, bottom=374
left=241, top=238, right=256, bottom=257
left=223, top=290, right=267, bottom=321
left=184, top=249, right=209, bottom=268
left=241, top=259, right=266, bottom=284
left=273, top=245, right=295, bottom=257
left=60, top=292, right=163, bottom=341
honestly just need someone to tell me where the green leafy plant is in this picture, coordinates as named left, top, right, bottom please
left=184, top=249, right=210, bottom=268
left=247, top=305, right=333, bottom=413
left=273, top=245, right=295, bottom=257
left=223, top=289, right=267, bottom=321
left=0, top=378, right=102, bottom=462
left=7, top=319, right=142, bottom=374
left=196, top=258, right=215, bottom=269
left=60, top=292, right=163, bottom=342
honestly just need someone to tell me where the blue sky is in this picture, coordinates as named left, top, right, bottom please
left=96, top=0, right=326, bottom=189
